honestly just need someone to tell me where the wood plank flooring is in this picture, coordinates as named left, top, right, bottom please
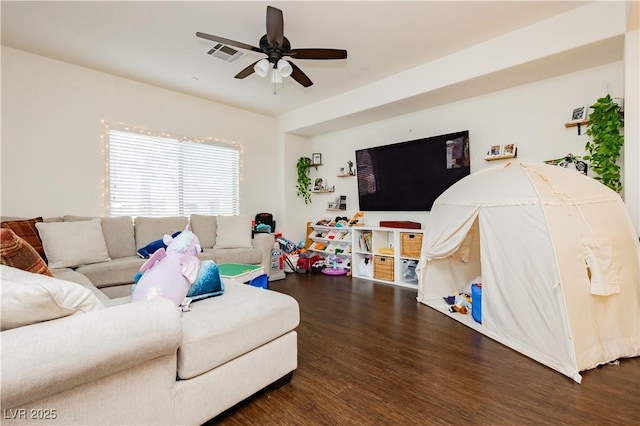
left=209, top=273, right=640, bottom=425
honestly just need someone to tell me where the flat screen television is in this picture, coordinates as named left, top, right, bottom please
left=355, top=130, right=470, bottom=211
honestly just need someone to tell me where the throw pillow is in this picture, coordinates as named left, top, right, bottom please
left=190, top=214, right=217, bottom=248
left=35, top=219, right=111, bottom=269
left=214, top=215, right=252, bottom=249
left=0, top=265, right=104, bottom=331
left=1, top=217, right=47, bottom=261
left=64, top=215, right=137, bottom=259
left=137, top=231, right=182, bottom=258
left=187, top=260, right=225, bottom=301
left=0, top=229, right=53, bottom=276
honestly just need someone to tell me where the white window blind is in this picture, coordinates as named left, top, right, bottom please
left=107, top=128, right=239, bottom=217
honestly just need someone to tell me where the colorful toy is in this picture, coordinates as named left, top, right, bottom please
left=276, top=237, right=297, bottom=253
left=349, top=211, right=364, bottom=226
left=132, top=227, right=223, bottom=310
left=445, top=292, right=472, bottom=314
left=255, top=223, right=271, bottom=233
left=321, top=254, right=349, bottom=275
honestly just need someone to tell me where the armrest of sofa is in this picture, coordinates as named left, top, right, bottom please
left=252, top=232, right=275, bottom=277
left=1, top=299, right=182, bottom=409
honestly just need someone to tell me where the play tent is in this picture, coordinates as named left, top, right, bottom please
left=416, top=162, right=640, bottom=382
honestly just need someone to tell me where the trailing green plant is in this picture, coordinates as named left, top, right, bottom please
left=296, top=156, right=312, bottom=204
left=584, top=94, right=624, bottom=193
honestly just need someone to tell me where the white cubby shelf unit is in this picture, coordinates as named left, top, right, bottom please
left=351, top=226, right=424, bottom=288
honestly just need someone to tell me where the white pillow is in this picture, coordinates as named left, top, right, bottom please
left=214, top=215, right=253, bottom=249
left=0, top=265, right=105, bottom=331
left=36, top=219, right=110, bottom=268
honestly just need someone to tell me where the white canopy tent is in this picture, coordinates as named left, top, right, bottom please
left=417, top=162, right=640, bottom=382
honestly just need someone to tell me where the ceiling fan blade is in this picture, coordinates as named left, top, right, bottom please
left=234, top=60, right=260, bottom=79
left=287, top=48, right=348, bottom=60
left=266, top=6, right=284, bottom=47
left=289, top=61, right=313, bottom=87
left=196, top=32, right=262, bottom=53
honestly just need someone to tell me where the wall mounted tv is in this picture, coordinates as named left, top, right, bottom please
left=355, top=130, right=470, bottom=211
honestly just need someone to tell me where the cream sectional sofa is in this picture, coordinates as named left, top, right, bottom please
left=37, top=214, right=275, bottom=298
left=1, top=214, right=298, bottom=424
left=1, top=265, right=299, bottom=425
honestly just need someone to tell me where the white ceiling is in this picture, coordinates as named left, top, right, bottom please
left=1, top=1, right=592, bottom=117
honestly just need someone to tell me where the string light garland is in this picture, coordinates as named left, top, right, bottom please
left=100, top=120, right=244, bottom=214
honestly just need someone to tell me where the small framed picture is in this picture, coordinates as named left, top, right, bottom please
left=312, top=153, right=322, bottom=165
left=489, top=145, right=502, bottom=156
left=313, top=177, right=326, bottom=191
left=503, top=144, right=516, bottom=156
left=570, top=106, right=588, bottom=122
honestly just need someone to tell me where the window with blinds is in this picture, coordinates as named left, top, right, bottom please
left=107, top=128, right=239, bottom=217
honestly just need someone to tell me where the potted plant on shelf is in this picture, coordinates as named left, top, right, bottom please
left=296, top=157, right=312, bottom=204
left=584, top=94, right=624, bottom=193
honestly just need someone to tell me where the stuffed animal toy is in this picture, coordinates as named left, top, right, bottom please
left=447, top=293, right=472, bottom=314
left=137, top=231, right=182, bottom=258
left=132, top=227, right=223, bottom=310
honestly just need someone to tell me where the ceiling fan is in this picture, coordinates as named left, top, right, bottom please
left=196, top=5, right=347, bottom=88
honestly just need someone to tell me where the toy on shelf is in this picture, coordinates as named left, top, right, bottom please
left=313, top=242, right=327, bottom=251
left=349, top=211, right=364, bottom=226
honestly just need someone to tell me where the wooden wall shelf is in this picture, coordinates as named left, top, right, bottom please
left=485, top=153, right=517, bottom=161
left=564, top=120, right=589, bottom=128
left=565, top=120, right=589, bottom=135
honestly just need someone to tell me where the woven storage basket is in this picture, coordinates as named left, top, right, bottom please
left=373, top=256, right=394, bottom=281
left=400, top=233, right=423, bottom=258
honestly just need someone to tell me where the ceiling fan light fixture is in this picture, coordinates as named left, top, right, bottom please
left=196, top=5, right=347, bottom=89
left=277, top=59, right=293, bottom=78
left=254, top=59, right=270, bottom=78
left=271, top=67, right=283, bottom=84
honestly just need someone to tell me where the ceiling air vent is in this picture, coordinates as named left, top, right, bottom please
left=207, top=44, right=245, bottom=63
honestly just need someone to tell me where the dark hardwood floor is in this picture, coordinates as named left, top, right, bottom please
left=210, top=272, right=640, bottom=425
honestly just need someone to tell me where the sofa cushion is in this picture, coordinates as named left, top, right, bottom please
left=177, top=279, right=300, bottom=379
left=64, top=215, right=137, bottom=259
left=36, top=219, right=111, bottom=268
left=0, top=229, right=53, bottom=276
left=1, top=217, right=47, bottom=261
left=50, top=267, right=122, bottom=306
left=205, top=247, right=263, bottom=265
left=190, top=214, right=217, bottom=248
left=75, top=256, right=144, bottom=288
left=0, top=265, right=105, bottom=331
left=102, top=216, right=137, bottom=258
left=196, top=250, right=217, bottom=262
left=135, top=216, right=188, bottom=249
left=214, top=215, right=252, bottom=249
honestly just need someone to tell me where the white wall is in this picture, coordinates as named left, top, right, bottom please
left=278, top=132, right=312, bottom=242
left=1, top=47, right=278, bottom=218
left=280, top=1, right=628, bottom=136
left=281, top=62, right=624, bottom=242
left=624, top=30, right=639, bottom=234
left=277, top=2, right=639, bottom=242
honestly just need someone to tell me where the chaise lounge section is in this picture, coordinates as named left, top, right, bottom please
left=1, top=264, right=299, bottom=425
